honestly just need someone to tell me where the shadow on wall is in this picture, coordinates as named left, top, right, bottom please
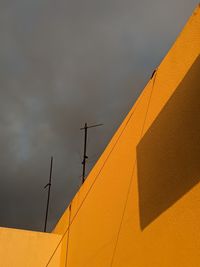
left=136, top=55, right=200, bottom=230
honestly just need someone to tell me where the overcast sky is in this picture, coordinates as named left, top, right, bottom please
left=0, top=0, right=198, bottom=232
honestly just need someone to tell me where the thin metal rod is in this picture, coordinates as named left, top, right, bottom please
left=65, top=204, right=72, bottom=267
left=81, top=123, right=88, bottom=184
left=44, top=156, right=53, bottom=232
left=81, top=123, right=103, bottom=184
left=80, top=123, right=103, bottom=130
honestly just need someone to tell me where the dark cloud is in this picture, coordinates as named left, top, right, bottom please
left=0, top=0, right=198, bottom=231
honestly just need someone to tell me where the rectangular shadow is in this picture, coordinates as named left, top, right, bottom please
left=137, top=56, right=200, bottom=230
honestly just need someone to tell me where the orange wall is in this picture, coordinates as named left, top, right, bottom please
left=2, top=5, right=198, bottom=267
left=50, top=4, right=200, bottom=267
left=52, top=5, right=200, bottom=267
left=0, top=227, right=62, bottom=267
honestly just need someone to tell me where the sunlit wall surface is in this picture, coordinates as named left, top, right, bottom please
left=0, top=227, right=62, bottom=267
left=53, top=5, right=200, bottom=267
left=0, top=4, right=199, bottom=267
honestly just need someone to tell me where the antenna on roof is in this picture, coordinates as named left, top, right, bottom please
left=44, top=156, right=53, bottom=232
left=80, top=123, right=103, bottom=184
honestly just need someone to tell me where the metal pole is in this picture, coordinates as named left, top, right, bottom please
left=80, top=123, right=103, bottom=184
left=44, top=156, right=53, bottom=232
left=82, top=123, right=88, bottom=184
left=65, top=204, right=72, bottom=267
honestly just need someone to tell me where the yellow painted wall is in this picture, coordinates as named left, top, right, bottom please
left=51, top=4, right=200, bottom=267
left=0, top=5, right=199, bottom=267
left=0, top=227, right=62, bottom=267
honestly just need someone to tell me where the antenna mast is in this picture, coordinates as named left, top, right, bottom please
left=44, top=156, right=53, bottom=232
left=80, top=123, right=103, bottom=184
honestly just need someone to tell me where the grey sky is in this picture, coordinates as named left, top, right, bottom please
left=0, top=0, right=198, bottom=231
